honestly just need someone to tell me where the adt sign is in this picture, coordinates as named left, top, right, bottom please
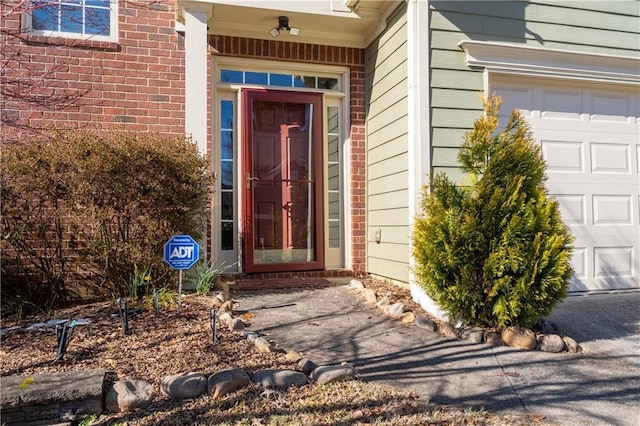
left=164, top=235, right=199, bottom=270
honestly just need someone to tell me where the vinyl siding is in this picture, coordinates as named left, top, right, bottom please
left=365, top=2, right=410, bottom=282
left=430, top=0, right=640, bottom=182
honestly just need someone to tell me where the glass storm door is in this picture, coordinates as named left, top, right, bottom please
left=242, top=89, right=324, bottom=273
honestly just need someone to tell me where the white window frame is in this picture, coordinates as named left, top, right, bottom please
left=22, top=0, right=118, bottom=42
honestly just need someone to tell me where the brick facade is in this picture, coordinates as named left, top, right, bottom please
left=1, top=1, right=366, bottom=276
left=1, top=1, right=186, bottom=137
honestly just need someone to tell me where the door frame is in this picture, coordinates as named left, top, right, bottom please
left=242, top=88, right=325, bottom=273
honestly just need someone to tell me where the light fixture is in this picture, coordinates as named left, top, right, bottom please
left=270, top=16, right=300, bottom=38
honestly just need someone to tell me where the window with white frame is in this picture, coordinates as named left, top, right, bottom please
left=24, top=0, right=117, bottom=41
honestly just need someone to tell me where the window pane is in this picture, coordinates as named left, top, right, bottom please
left=221, top=222, right=234, bottom=250
left=85, top=0, right=109, bottom=6
left=221, top=161, right=233, bottom=190
left=329, top=192, right=340, bottom=220
left=245, top=72, right=268, bottom=85
left=221, top=70, right=243, bottom=83
left=221, top=192, right=233, bottom=220
left=32, top=6, right=58, bottom=31
left=60, top=4, right=82, bottom=33
left=318, top=77, right=339, bottom=90
left=270, top=73, right=292, bottom=87
left=328, top=135, right=339, bottom=162
left=329, top=221, right=340, bottom=248
left=221, top=131, right=233, bottom=160
left=327, top=107, right=339, bottom=133
left=328, top=164, right=339, bottom=191
left=85, top=8, right=110, bottom=35
left=293, top=75, right=306, bottom=88
left=300, top=76, right=316, bottom=88
left=221, top=100, right=233, bottom=129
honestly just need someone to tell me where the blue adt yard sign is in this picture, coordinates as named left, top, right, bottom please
left=164, top=235, right=199, bottom=270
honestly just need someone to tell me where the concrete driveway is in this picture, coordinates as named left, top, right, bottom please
left=236, top=286, right=640, bottom=426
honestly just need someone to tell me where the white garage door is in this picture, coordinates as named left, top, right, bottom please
left=493, top=76, right=640, bottom=292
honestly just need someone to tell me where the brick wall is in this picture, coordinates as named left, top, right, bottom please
left=210, top=36, right=368, bottom=275
left=0, top=1, right=367, bottom=275
left=1, top=0, right=185, bottom=137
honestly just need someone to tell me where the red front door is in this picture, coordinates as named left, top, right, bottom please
left=242, top=89, right=324, bottom=273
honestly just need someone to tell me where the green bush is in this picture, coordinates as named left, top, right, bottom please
left=413, top=96, right=574, bottom=328
left=1, top=130, right=213, bottom=308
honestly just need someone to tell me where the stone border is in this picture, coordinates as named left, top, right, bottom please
left=347, top=279, right=582, bottom=354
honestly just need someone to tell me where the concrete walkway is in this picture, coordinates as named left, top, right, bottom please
left=236, top=285, right=640, bottom=426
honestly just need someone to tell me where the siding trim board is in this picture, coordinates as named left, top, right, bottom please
left=459, top=40, right=640, bottom=85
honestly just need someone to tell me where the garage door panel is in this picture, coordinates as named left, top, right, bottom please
left=541, top=141, right=585, bottom=173
left=593, top=195, right=634, bottom=225
left=540, top=88, right=583, bottom=120
left=591, top=143, right=632, bottom=174
left=554, top=194, right=586, bottom=226
left=593, top=246, right=635, bottom=279
left=493, top=78, right=640, bottom=292
left=590, top=92, right=633, bottom=122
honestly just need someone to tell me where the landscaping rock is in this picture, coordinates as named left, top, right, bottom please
left=297, top=358, right=318, bottom=375
left=105, top=380, right=153, bottom=413
left=218, top=311, right=233, bottom=326
left=439, top=321, right=459, bottom=338
left=161, top=372, right=207, bottom=399
left=400, top=312, right=415, bottom=324
left=254, top=337, right=275, bottom=353
left=218, top=300, right=234, bottom=314
left=363, top=288, right=377, bottom=304
left=484, top=331, right=503, bottom=346
left=537, top=318, right=560, bottom=335
left=243, top=330, right=259, bottom=343
left=310, top=364, right=357, bottom=385
left=229, top=318, right=244, bottom=333
left=415, top=315, right=437, bottom=332
left=253, top=369, right=308, bottom=388
left=216, top=292, right=227, bottom=303
left=383, top=302, right=405, bottom=319
left=537, top=334, right=566, bottom=353
left=562, top=335, right=581, bottom=353
left=460, top=327, right=484, bottom=343
left=285, top=350, right=302, bottom=362
left=348, top=279, right=364, bottom=292
left=375, top=295, right=390, bottom=309
left=502, top=327, right=537, bottom=350
left=207, top=368, right=250, bottom=398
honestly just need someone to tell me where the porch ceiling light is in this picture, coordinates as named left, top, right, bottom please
left=270, top=16, right=300, bottom=38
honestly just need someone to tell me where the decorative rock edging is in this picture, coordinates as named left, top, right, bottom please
left=105, top=290, right=359, bottom=413
left=347, top=279, right=582, bottom=354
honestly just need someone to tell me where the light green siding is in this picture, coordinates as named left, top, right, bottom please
left=363, top=1, right=638, bottom=284
left=365, top=2, right=409, bottom=282
left=430, top=0, right=640, bottom=180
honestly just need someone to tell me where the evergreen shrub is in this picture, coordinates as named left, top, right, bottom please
left=1, top=130, right=213, bottom=308
left=413, top=96, right=574, bottom=328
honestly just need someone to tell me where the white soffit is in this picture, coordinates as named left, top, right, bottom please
left=459, top=40, right=640, bottom=86
left=177, top=0, right=399, bottom=48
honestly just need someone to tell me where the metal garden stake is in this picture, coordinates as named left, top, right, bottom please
left=119, top=299, right=130, bottom=335
left=52, top=319, right=77, bottom=364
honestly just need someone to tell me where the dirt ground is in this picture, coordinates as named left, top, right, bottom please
left=0, top=280, right=537, bottom=425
